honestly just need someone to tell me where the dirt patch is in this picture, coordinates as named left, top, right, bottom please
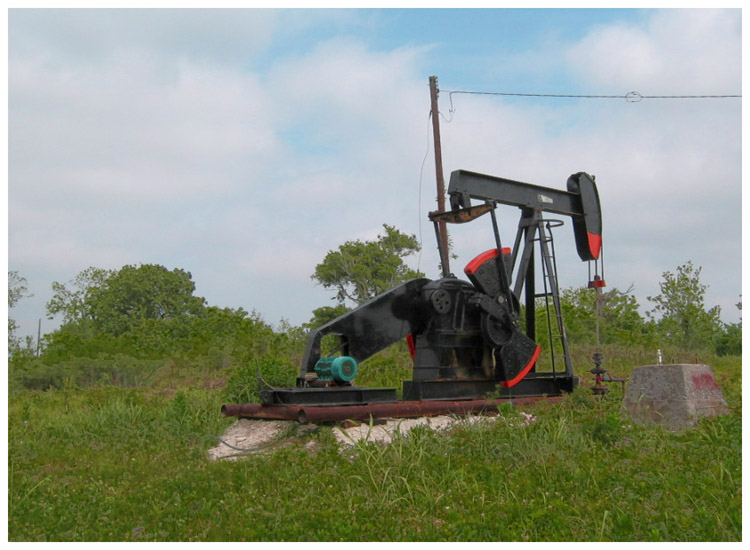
left=206, top=419, right=290, bottom=461
left=207, top=413, right=511, bottom=461
left=201, top=378, right=226, bottom=391
left=333, top=414, right=496, bottom=446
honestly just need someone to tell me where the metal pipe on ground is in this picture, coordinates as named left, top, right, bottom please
left=221, top=396, right=562, bottom=424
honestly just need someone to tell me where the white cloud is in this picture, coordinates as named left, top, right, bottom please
left=566, top=9, right=741, bottom=92
left=8, top=8, right=742, bottom=341
left=10, top=54, right=281, bottom=201
left=9, top=9, right=281, bottom=67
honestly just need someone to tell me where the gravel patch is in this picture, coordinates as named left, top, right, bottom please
left=333, top=414, right=496, bottom=446
left=206, top=419, right=289, bottom=461
left=207, top=413, right=523, bottom=460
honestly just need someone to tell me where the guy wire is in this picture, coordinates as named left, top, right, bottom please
left=444, top=89, right=741, bottom=102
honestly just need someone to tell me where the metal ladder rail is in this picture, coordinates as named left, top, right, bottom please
left=535, top=219, right=573, bottom=376
left=541, top=221, right=573, bottom=376
left=537, top=227, right=558, bottom=376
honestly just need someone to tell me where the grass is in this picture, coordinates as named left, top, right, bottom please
left=7, top=355, right=741, bottom=541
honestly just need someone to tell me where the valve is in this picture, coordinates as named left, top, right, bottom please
left=590, top=351, right=609, bottom=396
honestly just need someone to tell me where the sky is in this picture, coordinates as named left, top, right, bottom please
left=6, top=7, right=743, bottom=343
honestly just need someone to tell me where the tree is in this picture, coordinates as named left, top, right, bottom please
left=715, top=296, right=741, bottom=356
left=43, top=264, right=211, bottom=360
left=647, top=261, right=722, bottom=351
left=9, top=271, right=31, bottom=308
left=46, top=264, right=206, bottom=337
left=550, top=284, right=654, bottom=348
left=89, top=265, right=206, bottom=336
left=8, top=271, right=33, bottom=353
left=312, top=224, right=423, bottom=306
left=304, top=305, right=351, bottom=331
left=715, top=323, right=742, bottom=356
left=46, top=267, right=112, bottom=325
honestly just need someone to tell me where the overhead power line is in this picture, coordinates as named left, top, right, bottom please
left=443, top=89, right=741, bottom=103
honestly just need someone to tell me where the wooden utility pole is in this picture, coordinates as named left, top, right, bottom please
left=429, top=75, right=450, bottom=276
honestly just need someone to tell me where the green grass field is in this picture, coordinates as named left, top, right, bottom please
left=8, top=356, right=741, bottom=541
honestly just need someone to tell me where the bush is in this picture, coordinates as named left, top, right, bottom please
left=356, top=344, right=413, bottom=392
left=223, top=355, right=298, bottom=404
left=9, top=354, right=163, bottom=393
left=715, top=323, right=741, bottom=356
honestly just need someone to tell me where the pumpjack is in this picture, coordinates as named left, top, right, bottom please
left=223, top=169, right=604, bottom=422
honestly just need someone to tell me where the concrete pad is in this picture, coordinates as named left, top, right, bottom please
left=207, top=419, right=290, bottom=461
left=622, top=364, right=729, bottom=430
left=333, top=415, right=498, bottom=447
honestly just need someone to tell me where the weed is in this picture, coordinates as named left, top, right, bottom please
left=223, top=355, right=297, bottom=404
left=7, top=356, right=741, bottom=542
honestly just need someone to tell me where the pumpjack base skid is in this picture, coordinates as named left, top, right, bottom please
left=260, top=374, right=576, bottom=405
left=224, top=374, right=577, bottom=423
left=403, top=374, right=577, bottom=401
left=260, top=386, right=398, bottom=406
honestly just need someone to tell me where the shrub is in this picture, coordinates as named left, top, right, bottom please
left=8, top=354, right=163, bottom=393
left=223, top=355, right=298, bottom=404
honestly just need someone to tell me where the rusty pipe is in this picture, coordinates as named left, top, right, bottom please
left=221, top=396, right=562, bottom=424
left=221, top=403, right=304, bottom=421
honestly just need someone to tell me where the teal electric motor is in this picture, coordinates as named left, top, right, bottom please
left=314, top=356, right=358, bottom=383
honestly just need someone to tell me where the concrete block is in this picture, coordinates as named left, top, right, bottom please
left=622, top=364, right=729, bottom=429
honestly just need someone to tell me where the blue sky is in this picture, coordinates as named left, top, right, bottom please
left=7, top=8, right=742, bottom=342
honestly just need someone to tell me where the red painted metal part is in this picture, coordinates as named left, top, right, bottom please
left=463, top=248, right=511, bottom=276
left=501, top=345, right=541, bottom=389
left=587, top=231, right=602, bottom=260
left=221, top=396, right=562, bottom=424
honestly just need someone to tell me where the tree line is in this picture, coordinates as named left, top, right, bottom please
left=8, top=225, right=741, bottom=392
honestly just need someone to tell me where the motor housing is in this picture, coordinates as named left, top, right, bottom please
left=314, top=356, right=359, bottom=383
